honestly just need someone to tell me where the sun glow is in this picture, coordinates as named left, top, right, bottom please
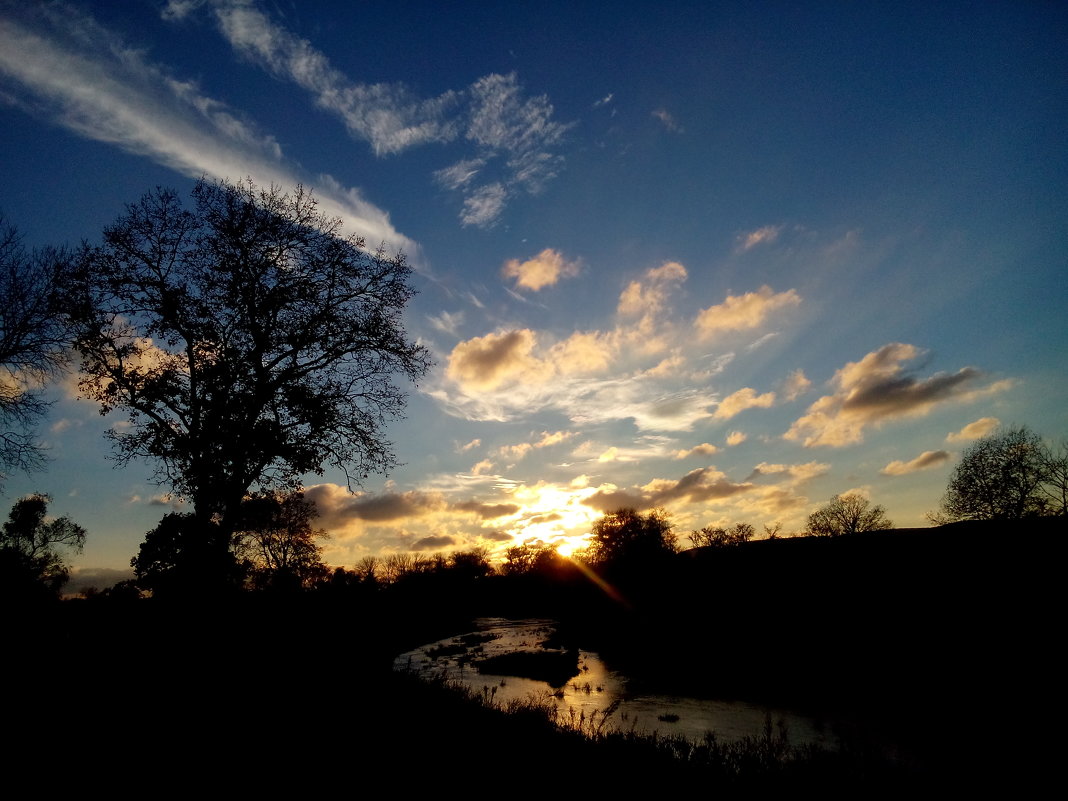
left=498, top=481, right=602, bottom=557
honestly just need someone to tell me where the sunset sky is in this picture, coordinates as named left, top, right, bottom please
left=1, top=1, right=1065, bottom=587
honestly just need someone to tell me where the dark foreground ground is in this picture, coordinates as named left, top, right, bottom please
left=4, top=520, right=1060, bottom=793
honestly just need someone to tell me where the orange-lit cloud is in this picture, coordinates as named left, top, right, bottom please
left=598, top=446, right=621, bottom=462
left=695, top=286, right=800, bottom=339
left=471, top=459, right=495, bottom=475
left=674, top=442, right=719, bottom=459
left=947, top=417, right=1001, bottom=442
left=881, top=450, right=951, bottom=476
left=784, top=343, right=1013, bottom=447
left=445, top=328, right=542, bottom=391
left=782, top=369, right=812, bottom=401
left=746, top=461, right=829, bottom=483
left=502, top=248, right=580, bottom=291
left=583, top=466, right=754, bottom=512
left=305, top=484, right=448, bottom=525
left=726, top=430, right=747, bottom=446
left=499, top=430, right=578, bottom=461
left=452, top=500, right=522, bottom=519
left=713, top=387, right=776, bottom=420
left=617, top=261, right=687, bottom=336
left=548, top=331, right=616, bottom=374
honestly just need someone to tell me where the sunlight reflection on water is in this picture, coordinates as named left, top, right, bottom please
left=393, top=617, right=837, bottom=748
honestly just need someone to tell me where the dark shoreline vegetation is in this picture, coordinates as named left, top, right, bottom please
left=7, top=518, right=1059, bottom=790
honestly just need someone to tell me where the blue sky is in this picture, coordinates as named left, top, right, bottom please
left=1, top=1, right=1065, bottom=586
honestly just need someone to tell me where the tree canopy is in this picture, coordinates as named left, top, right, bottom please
left=935, top=425, right=1049, bottom=521
left=585, top=508, right=677, bottom=566
left=0, top=216, right=69, bottom=487
left=806, top=493, right=892, bottom=537
left=63, top=179, right=430, bottom=545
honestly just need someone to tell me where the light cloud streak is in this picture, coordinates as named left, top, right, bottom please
left=201, top=0, right=460, bottom=155
left=881, top=450, right=951, bottom=476
left=0, top=3, right=416, bottom=253
left=737, top=225, right=782, bottom=252
left=947, top=417, right=1001, bottom=443
left=695, top=286, right=801, bottom=339
left=674, top=443, right=719, bottom=459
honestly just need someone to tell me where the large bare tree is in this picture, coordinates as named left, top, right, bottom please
left=64, top=179, right=430, bottom=565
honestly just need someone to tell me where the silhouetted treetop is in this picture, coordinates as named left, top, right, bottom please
left=806, top=493, right=892, bottom=537
left=934, top=425, right=1050, bottom=521
left=586, top=508, right=677, bottom=566
left=0, top=493, right=85, bottom=600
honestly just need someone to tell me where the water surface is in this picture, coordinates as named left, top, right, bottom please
left=394, top=617, right=838, bottom=747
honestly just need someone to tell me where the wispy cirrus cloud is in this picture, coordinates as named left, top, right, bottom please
left=652, top=108, right=682, bottom=132
left=736, top=224, right=783, bottom=252
left=173, top=1, right=572, bottom=228
left=180, top=0, right=460, bottom=155
left=785, top=344, right=1013, bottom=447
left=427, top=310, right=465, bottom=337
left=0, top=2, right=416, bottom=252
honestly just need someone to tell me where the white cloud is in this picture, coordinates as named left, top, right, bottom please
left=460, top=183, right=508, bottom=228
left=427, top=310, right=465, bottom=337
left=166, top=5, right=571, bottom=228
left=204, top=0, right=459, bottom=155
left=434, top=158, right=486, bottom=190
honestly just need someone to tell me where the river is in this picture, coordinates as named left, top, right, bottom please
left=393, top=617, right=842, bottom=748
